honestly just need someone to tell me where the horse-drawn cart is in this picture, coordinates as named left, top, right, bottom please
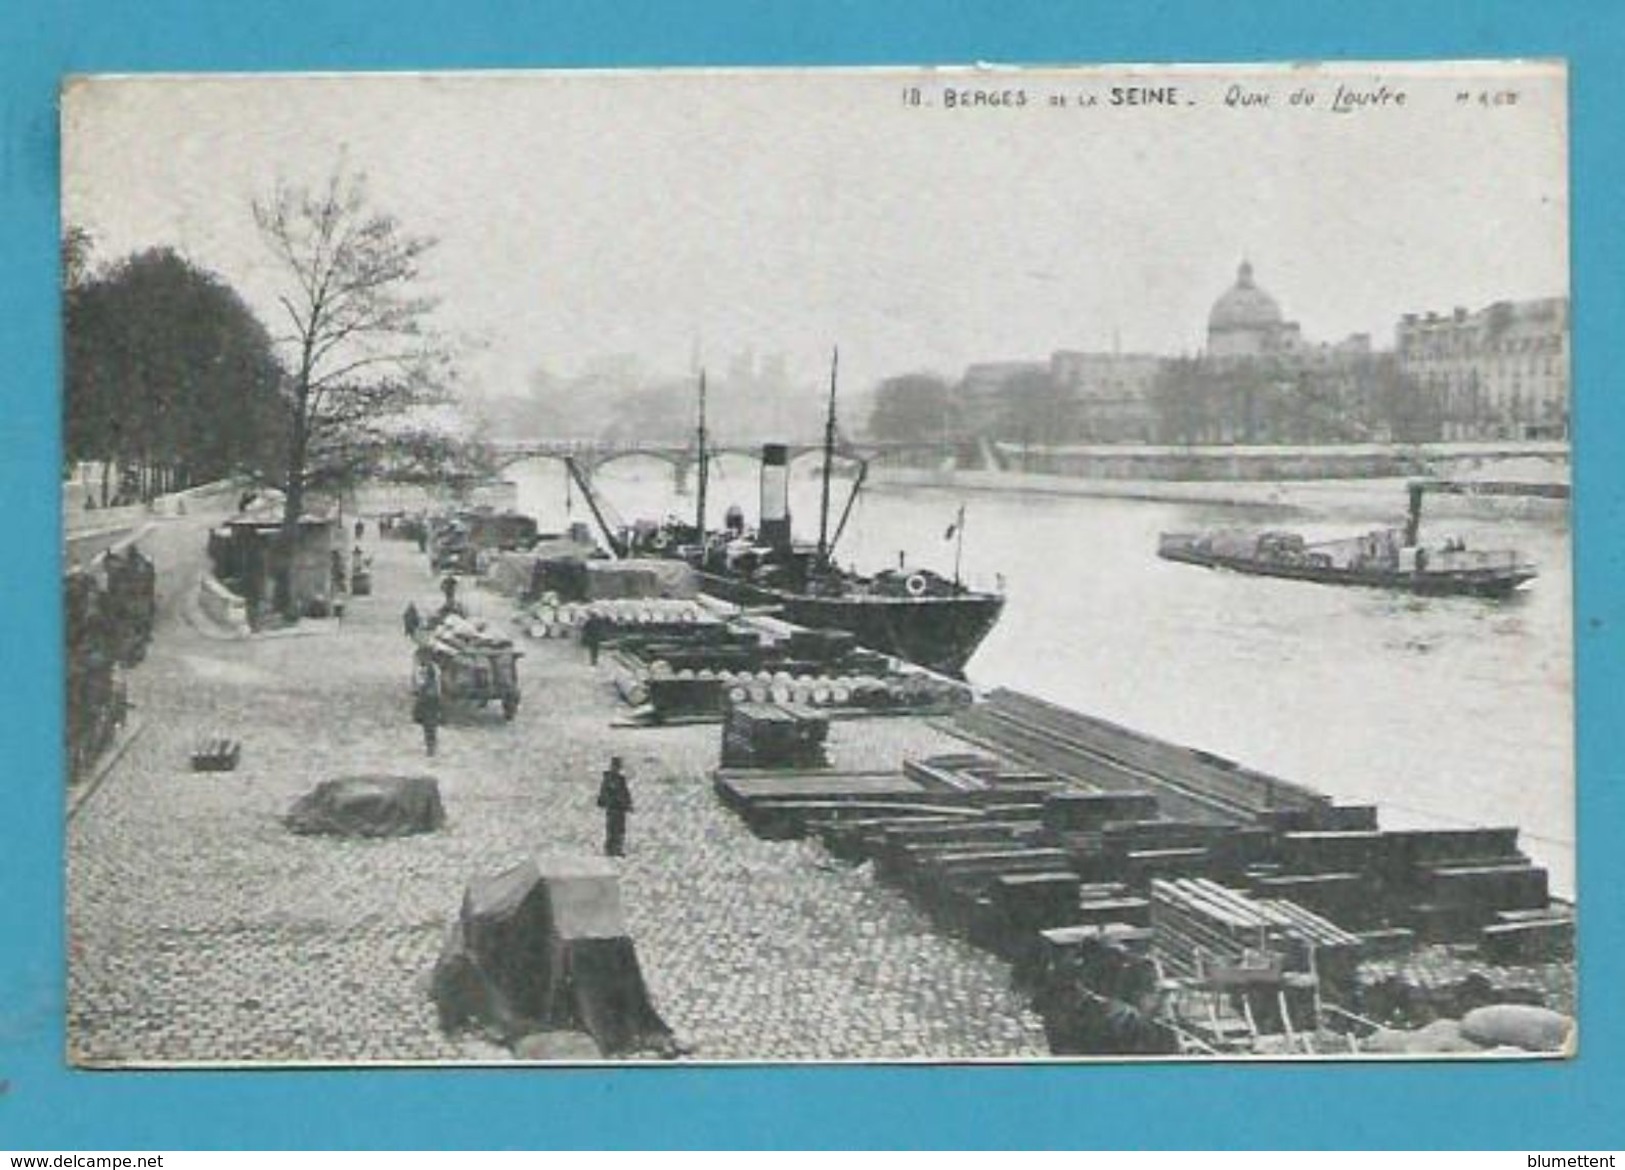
left=419, top=614, right=522, bottom=720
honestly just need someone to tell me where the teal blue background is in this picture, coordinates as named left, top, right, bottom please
left=4, top=0, right=1620, bottom=1150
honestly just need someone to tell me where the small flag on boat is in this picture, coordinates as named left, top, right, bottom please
left=944, top=503, right=965, bottom=541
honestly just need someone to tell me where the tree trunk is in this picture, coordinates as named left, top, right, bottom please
left=274, top=395, right=311, bottom=621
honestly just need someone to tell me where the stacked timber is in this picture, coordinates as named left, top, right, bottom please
left=712, top=686, right=1573, bottom=1053
left=712, top=768, right=945, bottom=840
left=954, top=689, right=1335, bottom=827
left=1479, top=906, right=1576, bottom=963
left=954, top=691, right=1561, bottom=945
left=1150, top=878, right=1361, bottom=988
left=1255, top=826, right=1549, bottom=941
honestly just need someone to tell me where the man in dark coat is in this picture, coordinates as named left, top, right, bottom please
left=596, top=756, right=633, bottom=857
left=412, top=649, right=442, bottom=757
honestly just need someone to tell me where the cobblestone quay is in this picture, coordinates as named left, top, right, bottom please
left=67, top=514, right=1046, bottom=1063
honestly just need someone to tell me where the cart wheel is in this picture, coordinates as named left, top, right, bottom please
left=502, top=697, right=519, bottom=721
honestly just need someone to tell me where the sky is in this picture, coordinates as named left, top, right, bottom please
left=61, top=62, right=1569, bottom=407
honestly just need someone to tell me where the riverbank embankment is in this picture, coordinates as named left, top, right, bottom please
left=865, top=464, right=1570, bottom=522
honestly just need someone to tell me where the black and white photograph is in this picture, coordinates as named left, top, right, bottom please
left=61, top=62, right=1573, bottom=1065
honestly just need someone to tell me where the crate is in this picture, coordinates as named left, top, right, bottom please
left=720, top=703, right=829, bottom=769
left=190, top=737, right=241, bottom=772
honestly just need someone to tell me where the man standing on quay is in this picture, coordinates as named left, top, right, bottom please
left=597, top=756, right=633, bottom=857
left=413, top=648, right=442, bottom=758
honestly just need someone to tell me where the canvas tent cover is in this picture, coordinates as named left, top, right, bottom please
left=435, top=855, right=673, bottom=1057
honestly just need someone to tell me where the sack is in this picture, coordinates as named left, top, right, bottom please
left=1459, top=1004, right=1574, bottom=1053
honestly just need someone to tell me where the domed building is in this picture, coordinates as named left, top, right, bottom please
left=1205, top=259, right=1301, bottom=359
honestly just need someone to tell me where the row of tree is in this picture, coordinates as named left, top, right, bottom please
left=865, top=356, right=1442, bottom=447
left=65, top=233, right=289, bottom=500
left=1148, top=354, right=1436, bottom=445
left=66, top=163, right=479, bottom=618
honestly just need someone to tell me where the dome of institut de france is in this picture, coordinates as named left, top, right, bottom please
left=1208, top=259, right=1284, bottom=335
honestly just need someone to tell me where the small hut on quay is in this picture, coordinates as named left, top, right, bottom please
left=207, top=492, right=341, bottom=625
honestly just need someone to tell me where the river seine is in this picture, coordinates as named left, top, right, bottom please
left=508, top=456, right=1574, bottom=896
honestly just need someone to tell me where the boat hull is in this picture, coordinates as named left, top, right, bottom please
left=1157, top=544, right=1535, bottom=599
left=695, top=571, right=1005, bottom=676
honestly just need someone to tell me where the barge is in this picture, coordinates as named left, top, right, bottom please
left=1156, top=529, right=1536, bottom=598
left=1157, top=480, right=1538, bottom=598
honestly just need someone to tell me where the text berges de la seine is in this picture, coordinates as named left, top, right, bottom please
left=928, top=86, right=1181, bottom=109
left=914, top=84, right=1416, bottom=113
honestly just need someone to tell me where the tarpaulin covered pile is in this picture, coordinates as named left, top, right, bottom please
left=585, top=558, right=698, bottom=600
left=431, top=856, right=675, bottom=1058
left=484, top=538, right=598, bottom=598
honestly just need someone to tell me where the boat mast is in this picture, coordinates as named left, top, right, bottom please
left=816, top=346, right=838, bottom=567
left=951, top=502, right=967, bottom=593
left=695, top=368, right=708, bottom=544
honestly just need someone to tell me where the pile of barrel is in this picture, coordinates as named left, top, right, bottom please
left=66, top=545, right=156, bottom=783
left=520, top=597, right=712, bottom=639
left=613, top=667, right=922, bottom=712
left=610, top=656, right=967, bottom=715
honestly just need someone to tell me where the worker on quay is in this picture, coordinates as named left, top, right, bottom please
left=437, top=574, right=466, bottom=621
left=402, top=601, right=422, bottom=639
left=412, top=647, right=443, bottom=758
left=597, top=756, right=634, bottom=857
left=584, top=616, right=603, bottom=665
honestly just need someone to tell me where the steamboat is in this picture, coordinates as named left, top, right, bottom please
left=569, top=353, right=1005, bottom=676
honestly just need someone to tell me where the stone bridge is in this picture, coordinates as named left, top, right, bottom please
left=487, top=436, right=946, bottom=490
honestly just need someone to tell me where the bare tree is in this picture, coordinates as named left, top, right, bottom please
left=254, top=160, right=450, bottom=617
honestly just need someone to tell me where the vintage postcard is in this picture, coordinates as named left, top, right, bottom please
left=61, top=62, right=1572, bottom=1065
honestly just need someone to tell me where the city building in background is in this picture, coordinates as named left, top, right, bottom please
left=1396, top=298, right=1571, bottom=441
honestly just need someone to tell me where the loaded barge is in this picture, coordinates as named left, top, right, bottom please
left=1157, top=480, right=1540, bottom=599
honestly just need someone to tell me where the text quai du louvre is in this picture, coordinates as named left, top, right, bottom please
left=900, top=81, right=1413, bottom=113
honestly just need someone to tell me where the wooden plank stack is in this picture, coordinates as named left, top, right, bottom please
left=1150, top=877, right=1362, bottom=992
left=957, top=689, right=1335, bottom=826
left=1479, top=906, right=1576, bottom=963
